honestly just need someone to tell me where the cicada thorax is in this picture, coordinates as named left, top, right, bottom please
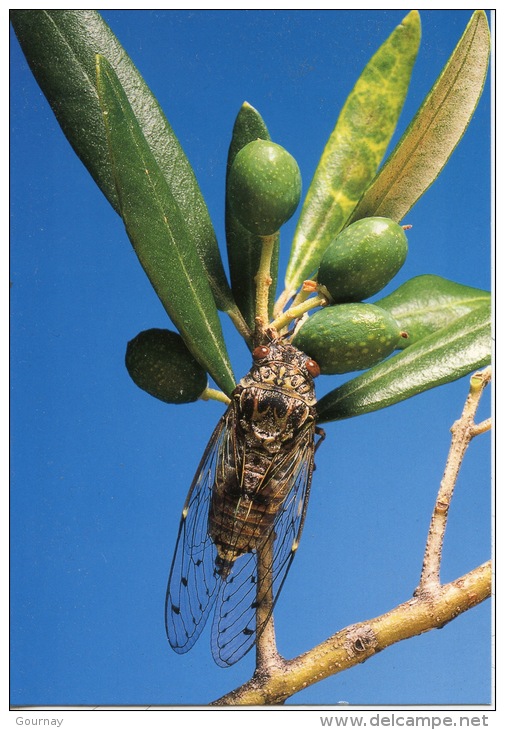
left=208, top=339, right=319, bottom=577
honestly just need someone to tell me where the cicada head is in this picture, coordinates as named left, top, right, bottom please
left=243, top=338, right=320, bottom=407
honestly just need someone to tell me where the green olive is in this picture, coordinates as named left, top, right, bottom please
left=317, top=217, right=408, bottom=303
left=292, top=303, right=402, bottom=374
left=125, top=329, right=207, bottom=404
left=228, top=139, right=301, bottom=235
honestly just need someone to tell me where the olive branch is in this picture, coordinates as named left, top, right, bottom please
left=213, top=367, right=491, bottom=705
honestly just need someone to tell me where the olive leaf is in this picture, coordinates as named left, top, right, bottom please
left=10, top=9, right=236, bottom=314
left=376, top=275, right=490, bottom=349
left=225, top=102, right=280, bottom=332
left=282, top=10, right=421, bottom=298
left=96, top=54, right=235, bottom=396
left=347, top=10, right=490, bottom=224
left=316, top=304, right=491, bottom=423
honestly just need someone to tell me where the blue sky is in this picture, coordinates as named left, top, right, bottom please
left=10, top=10, right=492, bottom=707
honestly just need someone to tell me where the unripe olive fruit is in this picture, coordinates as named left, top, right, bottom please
left=317, top=217, right=408, bottom=303
left=228, top=139, right=301, bottom=235
left=125, top=329, right=208, bottom=404
left=292, top=303, right=402, bottom=374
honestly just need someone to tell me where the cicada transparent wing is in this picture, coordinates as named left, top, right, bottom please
left=165, top=409, right=235, bottom=654
left=210, top=422, right=317, bottom=667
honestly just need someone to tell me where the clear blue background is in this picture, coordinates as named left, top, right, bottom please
left=10, top=10, right=492, bottom=707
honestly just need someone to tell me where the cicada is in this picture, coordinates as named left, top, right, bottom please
left=165, top=335, right=324, bottom=667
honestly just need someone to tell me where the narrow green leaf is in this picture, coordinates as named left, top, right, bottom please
left=316, top=304, right=491, bottom=423
left=283, top=10, right=421, bottom=297
left=227, top=102, right=271, bottom=168
left=376, top=275, right=490, bottom=349
left=348, top=11, right=490, bottom=225
left=225, top=102, right=280, bottom=331
left=10, top=9, right=235, bottom=313
left=96, top=54, right=235, bottom=395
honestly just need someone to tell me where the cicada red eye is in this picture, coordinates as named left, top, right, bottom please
left=252, top=345, right=270, bottom=360
left=305, top=359, right=320, bottom=378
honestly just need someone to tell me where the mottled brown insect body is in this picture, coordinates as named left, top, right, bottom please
left=166, top=336, right=323, bottom=666
left=209, top=341, right=318, bottom=574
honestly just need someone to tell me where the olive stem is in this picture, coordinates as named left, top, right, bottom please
left=199, top=387, right=232, bottom=405
left=273, top=287, right=296, bottom=320
left=416, top=366, right=491, bottom=595
left=271, top=295, right=327, bottom=333
left=255, top=532, right=283, bottom=674
left=213, top=561, right=490, bottom=705
left=255, top=233, right=277, bottom=335
left=225, top=304, right=253, bottom=345
left=289, top=286, right=311, bottom=310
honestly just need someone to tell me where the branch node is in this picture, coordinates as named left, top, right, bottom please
left=344, top=625, right=379, bottom=661
left=435, top=498, right=450, bottom=514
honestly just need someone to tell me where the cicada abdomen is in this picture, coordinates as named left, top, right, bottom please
left=165, top=337, right=323, bottom=666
